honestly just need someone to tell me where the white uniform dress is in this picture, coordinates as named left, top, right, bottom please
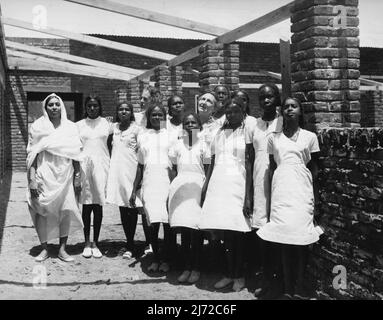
left=257, top=129, right=321, bottom=245
left=167, top=117, right=183, bottom=146
left=199, top=116, right=223, bottom=156
left=168, top=138, right=209, bottom=229
left=245, top=116, right=283, bottom=229
left=134, top=111, right=147, bottom=128
left=77, top=117, right=113, bottom=205
left=199, top=125, right=251, bottom=232
left=137, top=128, right=171, bottom=224
left=106, top=122, right=143, bottom=208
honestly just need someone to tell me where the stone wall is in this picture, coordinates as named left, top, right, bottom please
left=311, top=128, right=383, bottom=299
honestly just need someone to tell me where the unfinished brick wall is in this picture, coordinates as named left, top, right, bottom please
left=312, top=128, right=383, bottom=300
left=198, top=43, right=240, bottom=93
left=5, top=71, right=72, bottom=171
left=291, top=0, right=360, bottom=129
left=154, top=66, right=183, bottom=109
left=361, top=90, right=383, bottom=127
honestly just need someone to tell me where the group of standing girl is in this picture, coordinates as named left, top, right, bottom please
left=27, top=82, right=322, bottom=299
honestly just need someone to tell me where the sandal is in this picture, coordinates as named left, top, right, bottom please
left=58, top=252, right=74, bottom=263
left=123, top=250, right=133, bottom=259
left=35, top=249, right=49, bottom=262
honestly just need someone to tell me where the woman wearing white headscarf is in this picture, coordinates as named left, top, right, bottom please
left=27, top=93, right=84, bottom=262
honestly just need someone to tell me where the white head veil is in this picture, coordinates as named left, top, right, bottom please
left=42, top=93, right=68, bottom=125
left=26, top=93, right=83, bottom=169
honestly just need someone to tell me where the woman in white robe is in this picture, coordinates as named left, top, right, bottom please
left=27, top=93, right=83, bottom=263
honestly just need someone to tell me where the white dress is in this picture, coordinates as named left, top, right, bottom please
left=137, top=128, right=171, bottom=224
left=257, top=129, right=321, bottom=245
left=77, top=117, right=113, bottom=205
left=168, top=138, right=209, bottom=229
left=199, top=117, right=223, bottom=156
left=167, top=117, right=183, bottom=146
left=245, top=116, right=283, bottom=228
left=106, top=122, right=143, bottom=208
left=199, top=126, right=251, bottom=232
left=28, top=151, right=84, bottom=242
left=134, top=111, right=147, bottom=128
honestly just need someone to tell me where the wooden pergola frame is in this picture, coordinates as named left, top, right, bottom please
left=1, top=0, right=381, bottom=91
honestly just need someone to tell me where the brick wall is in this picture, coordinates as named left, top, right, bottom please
left=311, top=128, right=383, bottom=300
left=5, top=71, right=72, bottom=171
left=361, top=90, right=383, bottom=127
left=290, top=0, right=361, bottom=129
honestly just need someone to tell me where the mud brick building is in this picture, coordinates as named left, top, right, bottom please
left=0, top=0, right=383, bottom=299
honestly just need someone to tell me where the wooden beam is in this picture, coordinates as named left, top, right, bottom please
left=3, top=17, right=176, bottom=61
left=7, top=50, right=135, bottom=81
left=6, top=40, right=143, bottom=76
left=259, top=70, right=282, bottom=80
left=360, top=77, right=383, bottom=87
left=280, top=39, right=291, bottom=100
left=134, top=2, right=293, bottom=81
left=63, top=0, right=229, bottom=36
left=8, top=57, right=122, bottom=80
left=0, top=6, right=8, bottom=87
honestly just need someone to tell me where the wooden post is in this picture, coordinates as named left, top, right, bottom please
left=280, top=38, right=291, bottom=101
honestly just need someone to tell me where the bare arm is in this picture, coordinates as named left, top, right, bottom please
left=130, top=163, right=144, bottom=207
left=169, top=164, right=178, bottom=182
left=244, top=143, right=255, bottom=218
left=201, top=155, right=215, bottom=206
left=73, top=160, right=81, bottom=197
left=307, top=152, right=320, bottom=216
left=28, top=156, right=39, bottom=199
left=107, top=133, right=113, bottom=157
left=267, top=154, right=277, bottom=220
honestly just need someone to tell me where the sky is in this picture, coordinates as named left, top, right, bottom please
left=1, top=0, right=383, bottom=47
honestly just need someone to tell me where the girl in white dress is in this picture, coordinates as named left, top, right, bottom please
left=130, top=104, right=174, bottom=273
left=106, top=101, right=142, bottom=259
left=200, top=98, right=251, bottom=292
left=77, top=96, right=113, bottom=259
left=27, top=93, right=83, bottom=263
left=257, top=97, right=321, bottom=299
left=134, top=86, right=161, bottom=256
left=213, top=84, right=230, bottom=120
left=244, top=83, right=283, bottom=299
left=169, top=112, right=209, bottom=284
left=166, top=94, right=185, bottom=145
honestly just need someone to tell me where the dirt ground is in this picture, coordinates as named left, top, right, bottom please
left=0, top=172, right=263, bottom=300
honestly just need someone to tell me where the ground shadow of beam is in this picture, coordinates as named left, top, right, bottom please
left=0, top=278, right=167, bottom=288
left=0, top=171, right=12, bottom=255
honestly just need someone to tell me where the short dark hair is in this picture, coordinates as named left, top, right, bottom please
left=182, top=111, right=202, bottom=130
left=231, top=90, right=250, bottom=115
left=145, top=103, right=167, bottom=129
left=281, top=97, right=305, bottom=128
left=83, top=95, right=103, bottom=118
left=221, top=98, right=245, bottom=129
left=213, top=84, right=230, bottom=96
left=115, top=100, right=135, bottom=123
left=259, top=83, right=281, bottom=107
left=167, top=94, right=184, bottom=117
